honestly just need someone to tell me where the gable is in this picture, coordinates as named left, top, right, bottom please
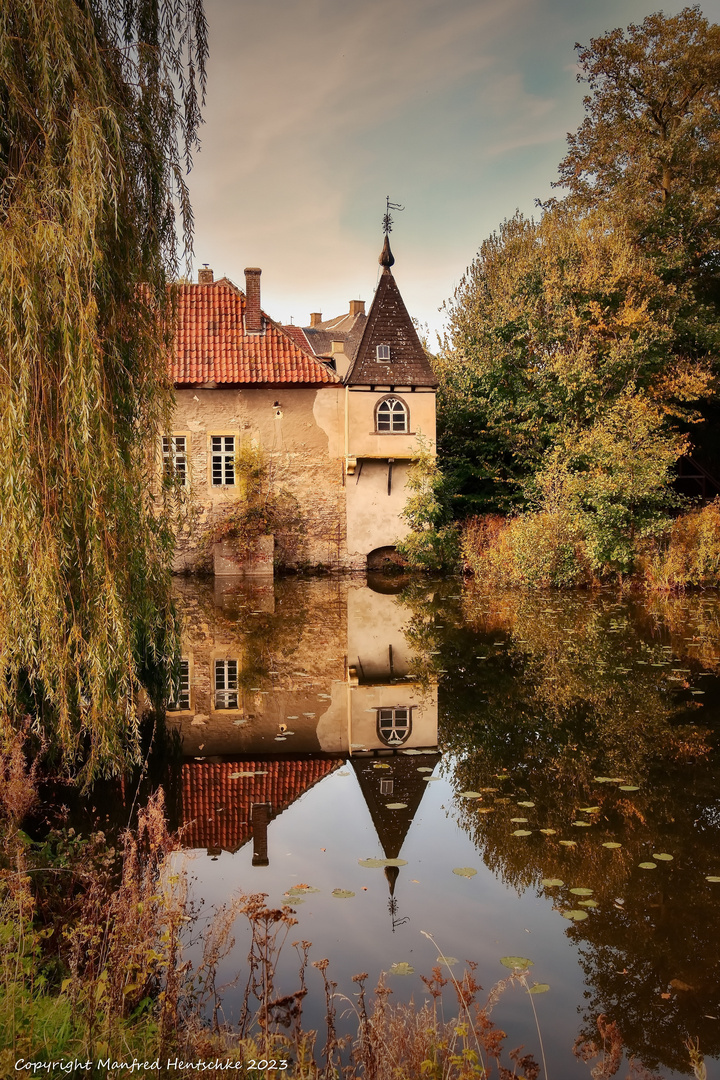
left=172, top=279, right=340, bottom=386
left=345, top=270, right=438, bottom=388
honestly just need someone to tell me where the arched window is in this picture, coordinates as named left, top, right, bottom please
left=376, top=397, right=408, bottom=433
left=377, top=707, right=412, bottom=746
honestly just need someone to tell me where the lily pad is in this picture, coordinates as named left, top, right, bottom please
left=639, top=862, right=657, bottom=870
left=619, top=785, right=640, bottom=792
left=500, top=956, right=533, bottom=971
left=373, top=762, right=391, bottom=770
left=437, top=956, right=459, bottom=966
left=385, top=803, right=408, bottom=810
left=512, top=829, right=532, bottom=836
left=559, top=840, right=577, bottom=847
left=578, top=807, right=600, bottom=813
left=541, top=878, right=564, bottom=887
left=358, top=858, right=386, bottom=869
left=561, top=909, right=588, bottom=922
left=452, top=867, right=478, bottom=877
left=539, top=828, right=557, bottom=835
left=389, top=962, right=414, bottom=976
left=383, top=858, right=408, bottom=867
left=706, top=876, right=720, bottom=883
left=602, top=842, right=623, bottom=849
left=578, top=899, right=599, bottom=908
left=417, top=767, right=434, bottom=773
left=653, top=853, right=673, bottom=861
left=572, top=821, right=591, bottom=827
left=459, top=791, right=482, bottom=799
left=529, top=983, right=550, bottom=994
left=331, top=889, right=355, bottom=899
left=510, top=817, right=529, bottom=823
left=517, top=801, right=535, bottom=808
left=423, top=777, right=439, bottom=782
left=570, top=888, right=594, bottom=896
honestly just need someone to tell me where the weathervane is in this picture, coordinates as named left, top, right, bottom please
left=382, top=197, right=405, bottom=235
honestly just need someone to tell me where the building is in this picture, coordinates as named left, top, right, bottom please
left=168, top=237, right=437, bottom=573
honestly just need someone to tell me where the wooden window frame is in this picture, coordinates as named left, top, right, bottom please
left=375, top=396, right=409, bottom=434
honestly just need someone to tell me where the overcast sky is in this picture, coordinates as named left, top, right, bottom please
left=187, top=0, right=720, bottom=342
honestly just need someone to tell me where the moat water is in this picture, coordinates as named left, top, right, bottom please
left=52, top=576, right=720, bottom=1077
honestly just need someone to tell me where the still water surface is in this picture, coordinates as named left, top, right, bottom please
left=154, top=577, right=720, bottom=1076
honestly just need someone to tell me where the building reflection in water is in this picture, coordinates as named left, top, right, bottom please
left=166, top=576, right=439, bottom=905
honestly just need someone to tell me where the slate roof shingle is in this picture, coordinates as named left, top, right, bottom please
left=172, top=278, right=339, bottom=386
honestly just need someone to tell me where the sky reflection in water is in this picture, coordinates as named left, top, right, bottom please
left=165, top=576, right=720, bottom=1079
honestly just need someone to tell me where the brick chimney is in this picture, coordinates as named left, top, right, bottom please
left=349, top=300, right=365, bottom=316
left=198, top=265, right=214, bottom=285
left=251, top=803, right=271, bottom=866
left=244, top=267, right=263, bottom=333
left=310, top=312, right=322, bottom=327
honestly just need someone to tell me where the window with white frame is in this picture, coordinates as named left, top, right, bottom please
left=211, top=436, right=235, bottom=486
left=379, top=777, right=394, bottom=796
left=168, top=658, right=190, bottom=711
left=214, top=659, right=239, bottom=709
left=376, top=706, right=411, bottom=746
left=376, top=344, right=391, bottom=361
left=376, top=397, right=408, bottom=433
left=162, top=435, right=188, bottom=486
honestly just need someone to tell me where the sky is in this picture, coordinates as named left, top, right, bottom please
left=187, top=0, right=720, bottom=343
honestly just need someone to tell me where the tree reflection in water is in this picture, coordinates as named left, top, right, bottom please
left=406, top=583, right=720, bottom=1074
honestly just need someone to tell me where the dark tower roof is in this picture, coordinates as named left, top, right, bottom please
left=344, top=240, right=438, bottom=388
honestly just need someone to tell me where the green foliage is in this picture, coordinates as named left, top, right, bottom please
left=396, top=442, right=460, bottom=572
left=644, top=498, right=720, bottom=589
left=0, top=0, right=207, bottom=778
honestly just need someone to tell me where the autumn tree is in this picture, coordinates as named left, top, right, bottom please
left=0, top=0, right=207, bottom=779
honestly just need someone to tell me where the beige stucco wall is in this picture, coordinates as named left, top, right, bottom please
left=346, top=459, right=411, bottom=556
left=170, top=385, right=353, bottom=570
left=347, top=388, right=436, bottom=460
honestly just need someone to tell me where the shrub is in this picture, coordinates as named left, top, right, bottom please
left=462, top=512, right=590, bottom=588
left=643, top=499, right=720, bottom=590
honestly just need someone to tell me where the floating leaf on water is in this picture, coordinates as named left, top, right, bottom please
left=570, top=888, right=593, bottom=896
left=500, top=956, right=533, bottom=971
left=619, top=785, right=640, bottom=792
left=358, top=858, right=386, bottom=869
left=540, top=829, right=557, bottom=835
left=423, top=777, right=439, bottom=782
left=389, top=962, right=414, bottom=976
left=385, top=803, right=408, bottom=810
left=417, top=767, right=434, bottom=773
left=286, top=716, right=299, bottom=720
left=602, top=842, right=622, bottom=849
left=437, top=956, right=459, bottom=966
left=669, top=978, right=693, bottom=991
left=639, top=862, right=657, bottom=870
left=512, top=829, right=532, bottom=837
left=559, top=841, right=577, bottom=847
left=495, top=775, right=510, bottom=780
left=494, top=798, right=511, bottom=804
left=477, top=808, right=494, bottom=814
left=561, top=910, right=588, bottom=922
left=572, top=821, right=591, bottom=827
left=402, top=749, right=423, bottom=755
left=459, top=791, right=482, bottom=799
left=517, top=801, right=535, bottom=808
left=383, top=858, right=408, bottom=867
left=452, top=867, right=478, bottom=877
left=578, top=807, right=600, bottom=813
left=481, top=787, right=498, bottom=793
left=529, top=983, right=550, bottom=994
left=373, top=762, right=391, bottom=770
left=594, top=777, right=625, bottom=783
left=653, top=853, right=673, bottom=861
left=331, top=889, right=355, bottom=899
left=274, top=736, right=287, bottom=742
left=336, top=770, right=349, bottom=777
left=510, top=817, right=529, bottom=823
left=706, top=876, right=720, bottom=883
left=541, top=878, right=564, bottom=887
left=578, top=899, right=599, bottom=908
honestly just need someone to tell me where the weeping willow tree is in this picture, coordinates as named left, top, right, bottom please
left=0, top=0, right=207, bottom=779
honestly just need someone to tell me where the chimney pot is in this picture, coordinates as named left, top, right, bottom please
left=310, top=312, right=322, bottom=327
left=198, top=265, right=214, bottom=285
left=244, top=268, right=263, bottom=334
left=349, top=300, right=365, bottom=317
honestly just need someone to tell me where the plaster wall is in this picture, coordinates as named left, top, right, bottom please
left=170, top=386, right=351, bottom=570
left=347, top=388, right=436, bottom=460
left=346, top=459, right=411, bottom=556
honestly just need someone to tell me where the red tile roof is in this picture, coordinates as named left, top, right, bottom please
left=180, top=756, right=343, bottom=853
left=172, top=279, right=339, bottom=385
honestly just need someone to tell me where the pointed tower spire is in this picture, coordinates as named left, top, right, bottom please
left=379, top=234, right=395, bottom=269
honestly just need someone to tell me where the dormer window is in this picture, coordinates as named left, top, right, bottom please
left=376, top=397, right=408, bottom=433
left=376, top=344, right=391, bottom=362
